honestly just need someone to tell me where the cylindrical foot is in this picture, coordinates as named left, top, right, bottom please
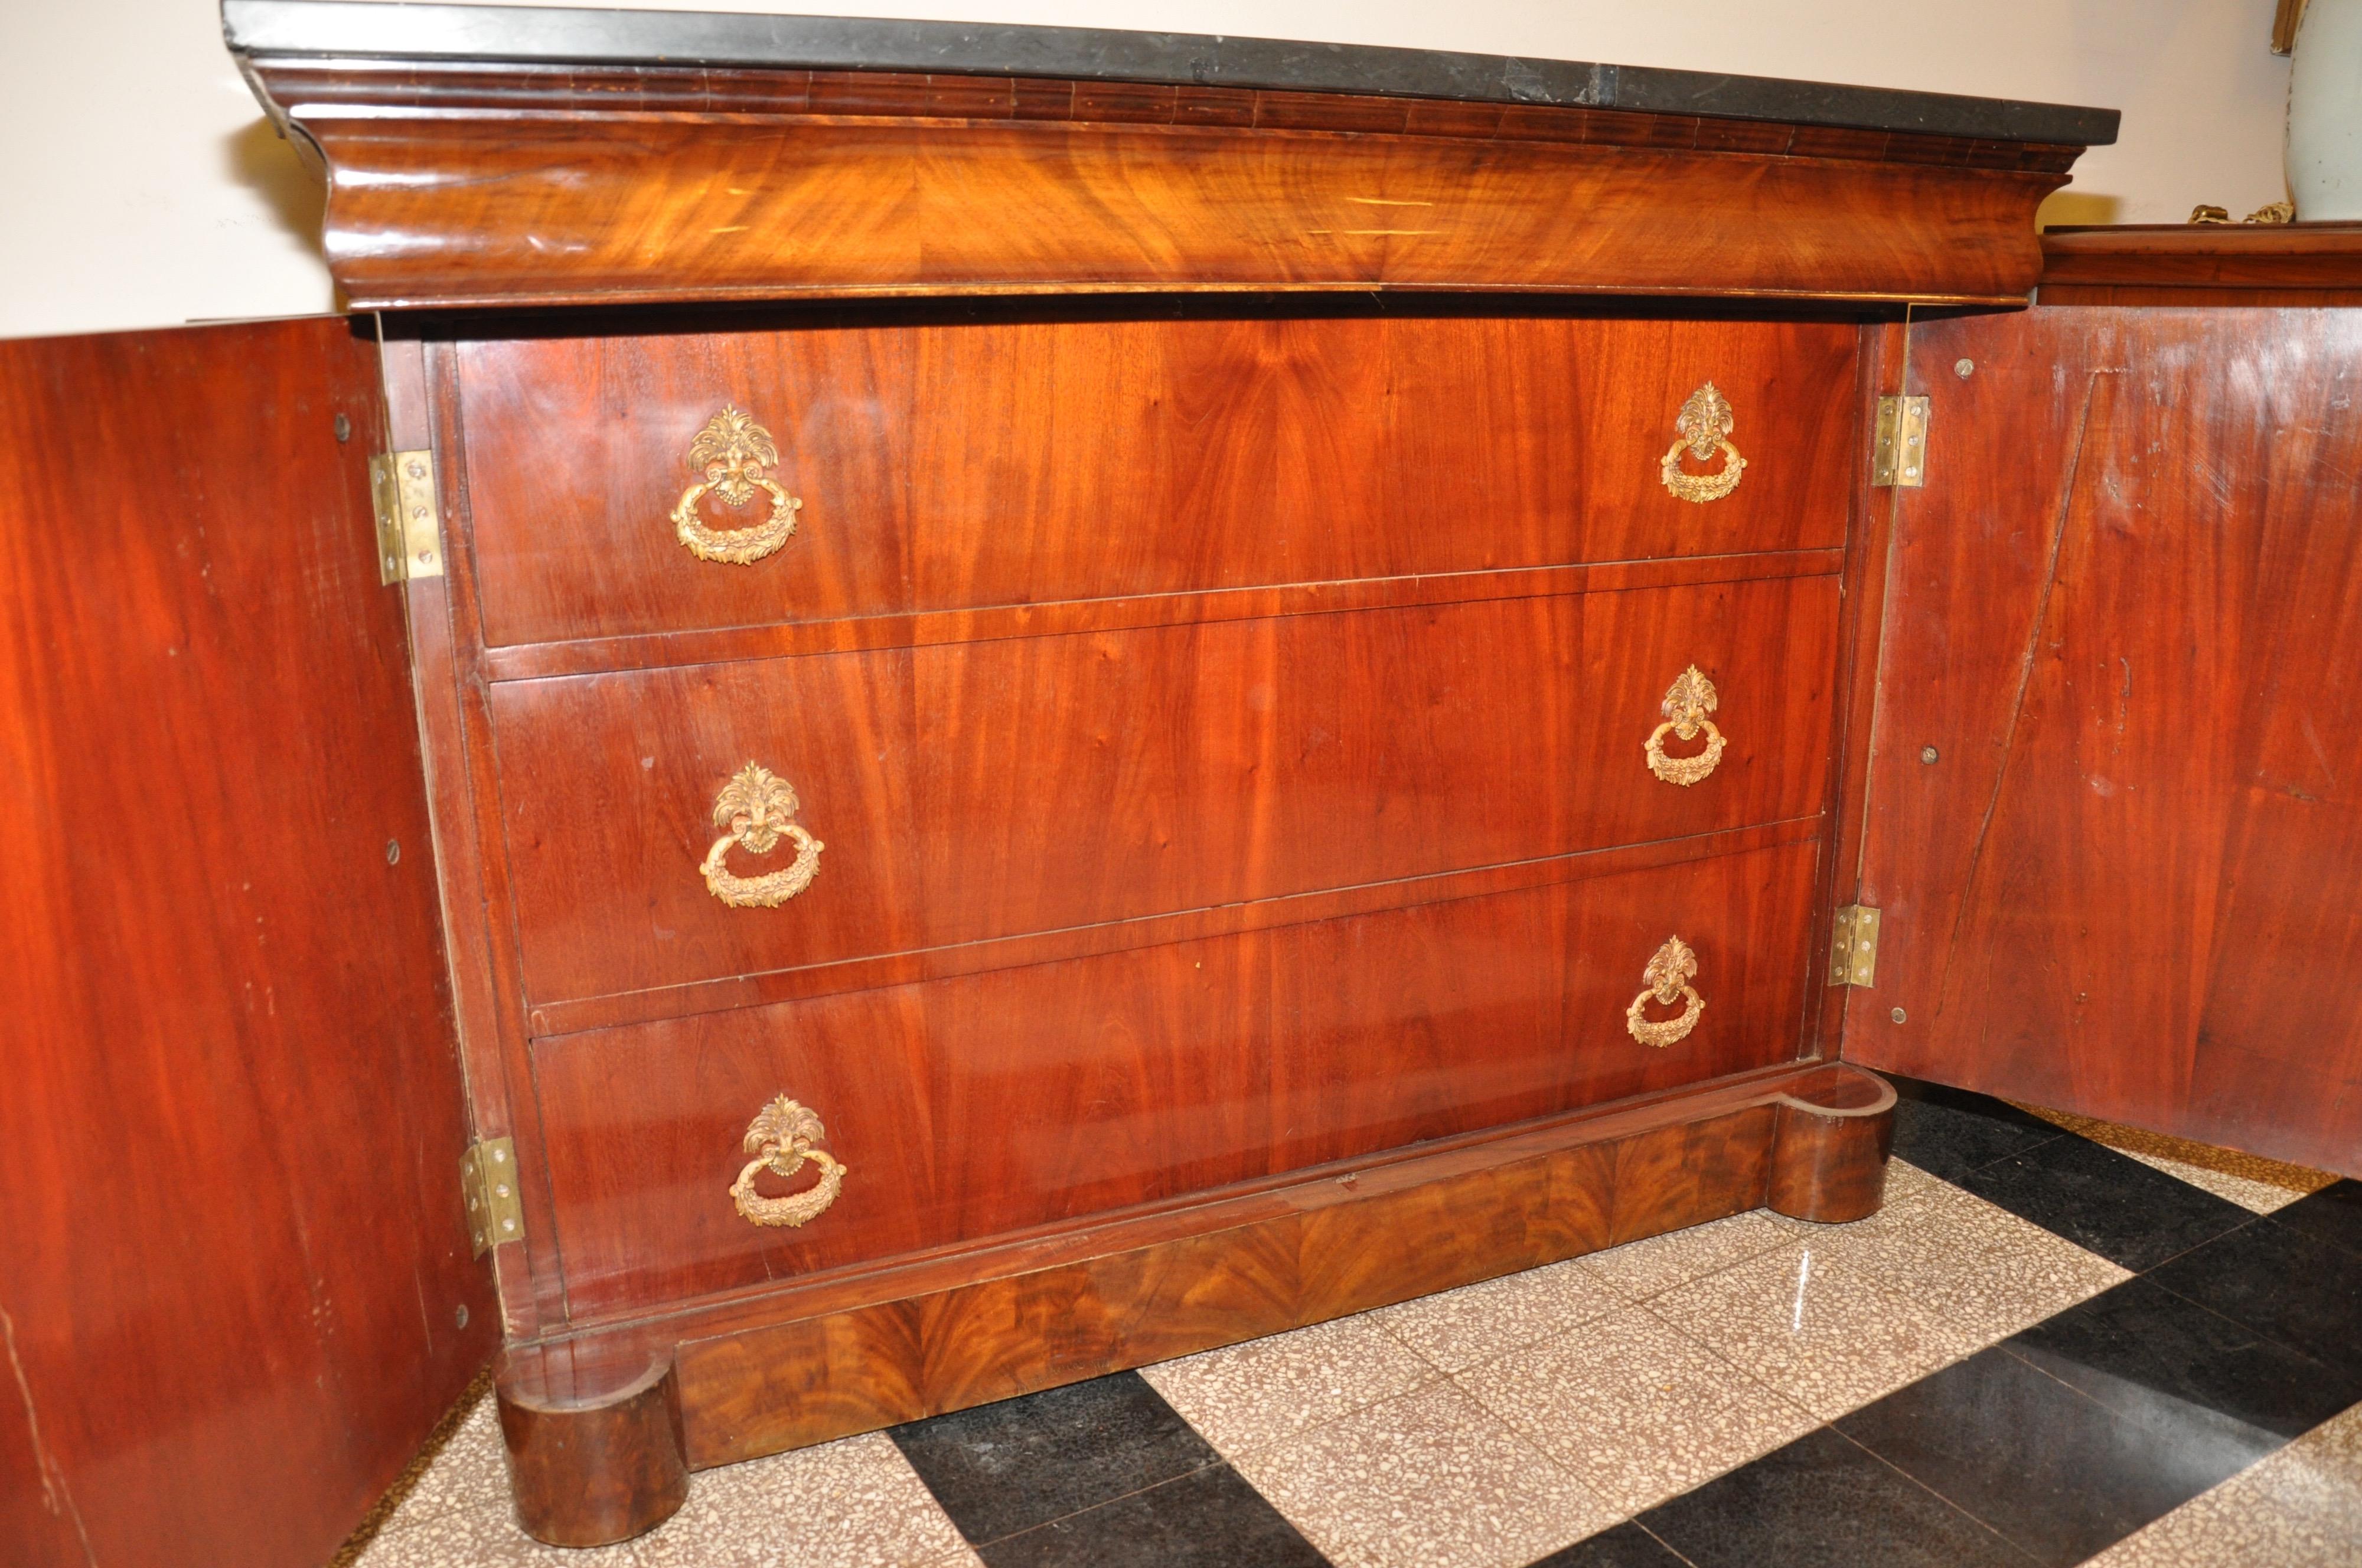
left=497, top=1346, right=689, bottom=1547
left=1764, top=1064, right=1897, bottom=1224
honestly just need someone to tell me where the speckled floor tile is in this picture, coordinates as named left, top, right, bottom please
left=1578, top=1212, right=1797, bottom=1302
left=2244, top=1403, right=2362, bottom=1538
left=631, top=1431, right=975, bottom=1568
left=1228, top=1380, right=1617, bottom=1568
left=1812, top=1177, right=2130, bottom=1342
left=1647, top=1243, right=1983, bottom=1420
left=2018, top=1104, right=2337, bottom=1215
left=1141, top=1311, right=1436, bottom=1458
left=2084, top=1403, right=2362, bottom=1567
left=355, top=1502, right=649, bottom=1568
left=1373, top=1257, right=1624, bottom=1373
left=1455, top=1303, right=1818, bottom=1515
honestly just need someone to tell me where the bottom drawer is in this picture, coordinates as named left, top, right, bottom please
left=533, top=834, right=1823, bottom=1321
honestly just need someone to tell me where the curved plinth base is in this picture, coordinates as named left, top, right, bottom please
left=1763, top=1063, right=1898, bottom=1224
left=487, top=1061, right=1901, bottom=1542
left=497, top=1348, right=689, bottom=1546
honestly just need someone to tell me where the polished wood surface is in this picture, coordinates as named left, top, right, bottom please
left=492, top=577, right=1838, bottom=1012
left=244, top=58, right=2082, bottom=309
left=1764, top=1064, right=1896, bottom=1223
left=498, top=1354, right=687, bottom=1547
left=452, top=313, right=1861, bottom=651
left=2039, top=221, right=2362, bottom=305
left=1844, top=308, right=2362, bottom=1175
left=0, top=321, right=497, bottom=1567
left=487, top=1060, right=1890, bottom=1547
left=377, top=336, right=552, bottom=1332
left=532, top=837, right=1822, bottom=1318
left=478, top=548, right=1847, bottom=686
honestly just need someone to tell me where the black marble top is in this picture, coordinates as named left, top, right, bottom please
left=221, top=0, right=2118, bottom=146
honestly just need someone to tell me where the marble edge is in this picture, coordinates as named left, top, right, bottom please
left=221, top=0, right=2120, bottom=146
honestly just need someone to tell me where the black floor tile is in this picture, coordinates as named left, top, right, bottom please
left=1953, top=1134, right=2253, bottom=1270
left=2006, top=1274, right=2362, bottom=1448
left=2149, top=1216, right=2362, bottom=1377
left=2270, top=1178, right=2362, bottom=1261
left=1636, top=1426, right=2029, bottom=1568
left=890, top=1372, right=1222, bottom=1546
left=1835, top=1345, right=2265, bottom=1566
left=1887, top=1077, right=2064, bottom=1184
left=1526, top=1520, right=1692, bottom=1567
left=976, top=1464, right=1332, bottom=1568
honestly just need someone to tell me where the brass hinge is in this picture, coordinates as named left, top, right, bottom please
left=460, top=1137, right=523, bottom=1256
left=1871, top=396, right=1931, bottom=488
left=1829, top=904, right=1883, bottom=987
left=369, top=449, right=446, bottom=584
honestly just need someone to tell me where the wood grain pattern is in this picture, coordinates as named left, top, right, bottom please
left=1843, top=308, right=2362, bottom=1175
left=531, top=836, right=1822, bottom=1319
left=2040, top=221, right=2362, bottom=305
left=452, top=313, right=1862, bottom=651
left=1764, top=1063, right=1896, bottom=1223
left=475, top=548, right=1848, bottom=685
left=485, top=1060, right=1890, bottom=1500
left=0, top=321, right=497, bottom=1567
left=498, top=1354, right=687, bottom=1548
left=492, top=577, right=1838, bottom=1011
left=244, top=58, right=2079, bottom=310
left=524, top=819, right=1819, bottom=1039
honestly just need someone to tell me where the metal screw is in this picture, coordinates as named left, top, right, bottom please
left=1920, top=746, right=1939, bottom=764
left=1891, top=1007, right=1908, bottom=1024
left=455, top=1304, right=469, bottom=1329
left=386, top=839, right=400, bottom=864
left=1955, top=358, right=1975, bottom=379
left=334, top=413, right=352, bottom=442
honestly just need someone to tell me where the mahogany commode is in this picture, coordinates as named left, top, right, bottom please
left=249, top=4, right=2095, bottom=1541
left=12, top=5, right=2356, bottom=1563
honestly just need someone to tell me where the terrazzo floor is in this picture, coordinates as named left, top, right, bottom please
left=342, top=1079, right=2362, bottom=1567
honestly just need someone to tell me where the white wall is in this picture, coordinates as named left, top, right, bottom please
left=0, top=0, right=2296, bottom=340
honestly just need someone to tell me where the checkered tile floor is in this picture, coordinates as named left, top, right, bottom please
left=347, top=1080, right=2362, bottom=1567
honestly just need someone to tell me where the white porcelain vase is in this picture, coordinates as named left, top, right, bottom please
left=2290, top=0, right=2362, bottom=219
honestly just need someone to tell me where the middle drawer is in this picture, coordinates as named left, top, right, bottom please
left=491, top=573, right=1838, bottom=1012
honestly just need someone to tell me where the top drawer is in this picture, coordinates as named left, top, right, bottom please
left=453, top=313, right=1859, bottom=649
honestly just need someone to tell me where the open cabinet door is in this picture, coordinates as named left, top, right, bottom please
left=1843, top=306, right=2362, bottom=1176
left=0, top=319, right=498, bottom=1567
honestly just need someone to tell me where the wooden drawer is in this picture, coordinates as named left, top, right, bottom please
left=453, top=314, right=1860, bottom=649
left=491, top=574, right=1838, bottom=1016
left=533, top=834, right=1825, bottom=1320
